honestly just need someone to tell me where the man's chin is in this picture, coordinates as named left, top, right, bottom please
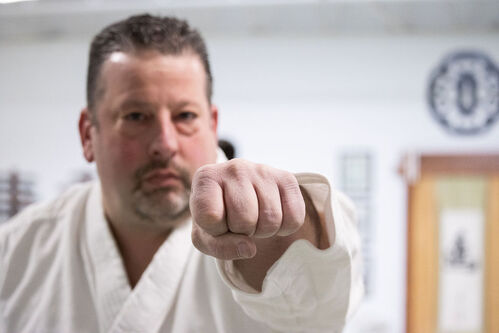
left=134, top=188, right=190, bottom=222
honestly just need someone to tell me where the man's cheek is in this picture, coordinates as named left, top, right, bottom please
left=190, top=150, right=212, bottom=170
left=118, top=142, right=145, bottom=166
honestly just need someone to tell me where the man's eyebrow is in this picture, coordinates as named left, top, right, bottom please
left=116, top=99, right=203, bottom=112
left=172, top=100, right=203, bottom=110
left=119, top=100, right=155, bottom=110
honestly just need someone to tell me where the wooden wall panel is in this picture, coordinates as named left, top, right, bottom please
left=485, top=176, right=499, bottom=333
left=406, top=177, right=438, bottom=333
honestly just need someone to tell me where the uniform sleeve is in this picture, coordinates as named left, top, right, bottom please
left=216, top=173, right=364, bottom=332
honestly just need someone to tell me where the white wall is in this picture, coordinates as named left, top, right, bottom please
left=1, top=31, right=499, bottom=333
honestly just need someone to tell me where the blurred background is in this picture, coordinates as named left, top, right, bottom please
left=1, top=1, right=498, bottom=332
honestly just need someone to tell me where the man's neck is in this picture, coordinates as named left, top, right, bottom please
left=108, top=222, right=173, bottom=288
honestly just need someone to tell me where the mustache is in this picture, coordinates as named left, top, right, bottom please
left=133, top=159, right=192, bottom=191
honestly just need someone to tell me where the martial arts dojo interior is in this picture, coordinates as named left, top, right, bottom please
left=1, top=1, right=498, bottom=332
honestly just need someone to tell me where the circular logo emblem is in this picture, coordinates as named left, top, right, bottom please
left=428, top=51, right=499, bottom=134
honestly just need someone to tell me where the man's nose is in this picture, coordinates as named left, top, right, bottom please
left=148, top=113, right=178, bottom=160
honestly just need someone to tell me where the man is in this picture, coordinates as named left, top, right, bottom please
left=0, top=14, right=362, bottom=332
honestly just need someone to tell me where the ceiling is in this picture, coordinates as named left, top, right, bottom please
left=1, top=0, right=498, bottom=41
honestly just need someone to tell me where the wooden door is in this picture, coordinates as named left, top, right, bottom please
left=401, top=154, right=499, bottom=333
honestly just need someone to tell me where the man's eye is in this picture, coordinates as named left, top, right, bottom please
left=176, top=112, right=197, bottom=121
left=124, top=112, right=147, bottom=122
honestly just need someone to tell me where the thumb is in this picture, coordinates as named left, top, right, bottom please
left=192, top=223, right=257, bottom=260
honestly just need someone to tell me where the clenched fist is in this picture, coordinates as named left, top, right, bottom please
left=190, top=159, right=306, bottom=261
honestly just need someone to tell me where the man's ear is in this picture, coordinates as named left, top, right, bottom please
left=210, top=104, right=219, bottom=135
left=78, top=108, right=95, bottom=162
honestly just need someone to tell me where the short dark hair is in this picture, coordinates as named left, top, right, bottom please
left=86, top=14, right=213, bottom=114
left=218, top=139, right=236, bottom=160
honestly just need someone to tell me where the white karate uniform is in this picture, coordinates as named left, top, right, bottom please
left=0, top=172, right=363, bottom=333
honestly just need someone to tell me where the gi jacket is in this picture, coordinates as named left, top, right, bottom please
left=0, top=173, right=362, bottom=333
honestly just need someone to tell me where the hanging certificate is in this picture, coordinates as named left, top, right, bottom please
left=438, top=209, right=484, bottom=333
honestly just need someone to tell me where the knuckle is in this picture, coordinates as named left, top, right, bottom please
left=284, top=205, right=306, bottom=230
left=255, top=163, right=273, bottom=178
left=192, top=206, right=225, bottom=235
left=226, top=211, right=254, bottom=231
left=256, top=220, right=281, bottom=237
left=193, top=164, right=218, bottom=186
left=225, top=195, right=258, bottom=234
left=192, top=199, right=220, bottom=221
left=260, top=207, right=282, bottom=226
left=288, top=214, right=304, bottom=230
left=224, top=158, right=251, bottom=181
left=281, top=173, right=299, bottom=189
left=228, top=218, right=256, bottom=235
left=191, top=226, right=204, bottom=251
left=200, top=206, right=224, bottom=224
left=281, top=184, right=302, bottom=205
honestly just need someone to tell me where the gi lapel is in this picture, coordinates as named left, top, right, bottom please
left=109, top=220, right=193, bottom=333
left=80, top=182, right=132, bottom=333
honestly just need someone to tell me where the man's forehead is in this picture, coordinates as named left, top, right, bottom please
left=98, top=50, right=207, bottom=92
left=103, top=50, right=205, bottom=74
left=108, top=51, right=129, bottom=64
left=95, top=50, right=210, bottom=107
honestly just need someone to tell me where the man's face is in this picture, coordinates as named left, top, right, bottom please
left=80, top=50, right=218, bottom=230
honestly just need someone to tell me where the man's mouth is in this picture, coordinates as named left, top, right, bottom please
left=142, top=170, right=182, bottom=189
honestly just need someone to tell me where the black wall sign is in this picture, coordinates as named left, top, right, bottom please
left=428, top=51, right=499, bottom=135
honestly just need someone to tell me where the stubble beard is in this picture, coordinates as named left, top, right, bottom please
left=131, top=160, right=193, bottom=226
